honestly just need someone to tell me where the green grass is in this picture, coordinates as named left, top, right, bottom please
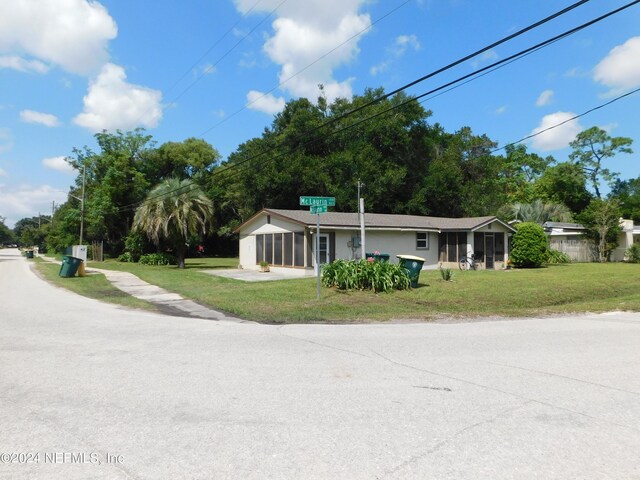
left=34, top=259, right=159, bottom=312
left=90, top=258, right=640, bottom=323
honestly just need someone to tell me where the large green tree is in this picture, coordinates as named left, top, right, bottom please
left=0, top=217, right=14, bottom=244
left=610, top=177, right=640, bottom=222
left=569, top=127, right=633, bottom=198
left=577, top=198, right=623, bottom=262
left=534, top=162, right=592, bottom=214
left=133, top=178, right=214, bottom=269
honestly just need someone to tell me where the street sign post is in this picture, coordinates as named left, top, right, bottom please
left=300, top=196, right=335, bottom=207
left=300, top=196, right=335, bottom=300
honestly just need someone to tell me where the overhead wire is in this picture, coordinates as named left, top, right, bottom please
left=112, top=0, right=639, bottom=213
left=200, top=0, right=639, bottom=186
left=198, top=0, right=415, bottom=137
left=164, top=0, right=267, bottom=95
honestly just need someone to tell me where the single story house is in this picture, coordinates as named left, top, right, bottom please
left=544, top=219, right=640, bottom=262
left=236, top=208, right=515, bottom=272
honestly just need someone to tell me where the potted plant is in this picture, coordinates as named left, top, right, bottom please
left=259, top=261, right=270, bottom=272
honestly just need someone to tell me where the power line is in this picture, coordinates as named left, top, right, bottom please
left=198, top=0, right=414, bottom=138
left=491, top=87, right=640, bottom=154
left=204, top=0, right=635, bottom=186
left=168, top=0, right=290, bottom=105
left=113, top=0, right=635, bottom=213
left=198, top=0, right=595, bottom=178
left=164, top=0, right=267, bottom=95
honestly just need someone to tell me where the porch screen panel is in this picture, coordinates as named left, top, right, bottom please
left=447, top=233, right=456, bottom=262
left=256, top=235, right=264, bottom=264
left=457, top=232, right=467, bottom=261
left=495, top=233, right=505, bottom=261
left=294, top=232, right=305, bottom=267
left=265, top=234, right=273, bottom=264
left=474, top=232, right=484, bottom=261
left=439, top=233, right=447, bottom=262
left=273, top=233, right=283, bottom=265
left=283, top=233, right=293, bottom=266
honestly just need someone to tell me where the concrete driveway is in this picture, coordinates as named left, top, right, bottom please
left=1, top=248, right=639, bottom=479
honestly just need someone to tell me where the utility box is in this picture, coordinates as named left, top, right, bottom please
left=72, top=245, right=87, bottom=262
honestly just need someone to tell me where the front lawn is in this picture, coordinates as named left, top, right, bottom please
left=90, top=259, right=640, bottom=323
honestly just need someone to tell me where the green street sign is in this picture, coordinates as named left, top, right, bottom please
left=310, top=205, right=328, bottom=214
left=300, top=196, right=336, bottom=207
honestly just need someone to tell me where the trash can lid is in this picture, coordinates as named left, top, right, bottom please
left=396, top=254, right=426, bottom=262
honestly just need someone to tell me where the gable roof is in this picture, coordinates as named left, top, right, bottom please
left=236, top=208, right=515, bottom=233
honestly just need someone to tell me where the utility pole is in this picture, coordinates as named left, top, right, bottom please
left=51, top=201, right=55, bottom=227
left=69, top=164, right=86, bottom=245
left=357, top=180, right=365, bottom=259
left=80, top=163, right=86, bottom=245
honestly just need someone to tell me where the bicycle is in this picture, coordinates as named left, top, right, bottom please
left=459, top=254, right=477, bottom=271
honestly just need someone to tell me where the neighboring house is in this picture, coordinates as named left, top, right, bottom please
left=544, top=219, right=640, bottom=262
left=543, top=222, right=592, bottom=262
left=236, top=208, right=515, bottom=272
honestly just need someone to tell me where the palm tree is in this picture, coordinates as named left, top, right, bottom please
left=504, top=199, right=572, bottom=224
left=133, top=178, right=213, bottom=268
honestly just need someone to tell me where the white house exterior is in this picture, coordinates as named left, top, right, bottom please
left=236, top=209, right=515, bottom=272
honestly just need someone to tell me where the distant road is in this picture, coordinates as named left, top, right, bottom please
left=1, top=248, right=639, bottom=479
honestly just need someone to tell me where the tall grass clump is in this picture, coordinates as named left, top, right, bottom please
left=322, top=259, right=411, bottom=293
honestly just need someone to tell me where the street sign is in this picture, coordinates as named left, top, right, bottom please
left=310, top=205, right=328, bottom=214
left=300, top=196, right=336, bottom=207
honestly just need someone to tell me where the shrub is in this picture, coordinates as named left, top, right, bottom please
left=322, top=259, right=411, bottom=293
left=547, top=249, right=571, bottom=264
left=439, top=267, right=454, bottom=281
left=510, top=222, right=549, bottom=268
left=627, top=243, right=640, bottom=263
left=117, top=252, right=135, bottom=263
left=138, top=253, right=177, bottom=266
left=124, top=231, right=146, bottom=262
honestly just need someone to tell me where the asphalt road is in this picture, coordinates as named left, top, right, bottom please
left=1, top=248, right=639, bottom=480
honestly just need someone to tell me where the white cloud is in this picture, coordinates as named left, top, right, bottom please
left=536, top=89, right=554, bottom=107
left=0, top=128, right=13, bottom=153
left=0, top=0, right=117, bottom=75
left=471, top=49, right=498, bottom=69
left=0, top=168, right=7, bottom=177
left=73, top=63, right=163, bottom=132
left=594, top=36, right=640, bottom=96
left=0, top=183, right=67, bottom=228
left=194, top=63, right=216, bottom=77
left=19, top=110, right=61, bottom=127
left=246, top=90, right=285, bottom=115
left=42, top=156, right=75, bottom=175
left=530, top=111, right=583, bottom=151
left=393, top=35, right=421, bottom=56
left=494, top=105, right=507, bottom=115
left=0, top=55, right=49, bottom=74
left=371, top=34, right=421, bottom=76
left=234, top=0, right=371, bottom=103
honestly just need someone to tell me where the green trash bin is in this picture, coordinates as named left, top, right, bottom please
left=59, top=255, right=83, bottom=278
left=25, top=250, right=34, bottom=259
left=397, top=254, right=426, bottom=288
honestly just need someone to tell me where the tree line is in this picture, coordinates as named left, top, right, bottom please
left=5, top=87, right=638, bottom=261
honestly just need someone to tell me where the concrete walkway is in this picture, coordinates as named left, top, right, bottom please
left=37, top=254, right=250, bottom=323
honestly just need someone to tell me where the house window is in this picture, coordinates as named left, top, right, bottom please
left=439, top=232, right=467, bottom=262
left=416, top=232, right=429, bottom=250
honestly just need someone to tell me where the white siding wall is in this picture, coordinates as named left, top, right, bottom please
left=332, top=230, right=439, bottom=268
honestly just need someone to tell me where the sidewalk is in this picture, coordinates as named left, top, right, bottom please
left=37, top=255, right=250, bottom=323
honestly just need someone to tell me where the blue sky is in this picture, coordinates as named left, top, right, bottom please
left=1, top=0, right=639, bottom=227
